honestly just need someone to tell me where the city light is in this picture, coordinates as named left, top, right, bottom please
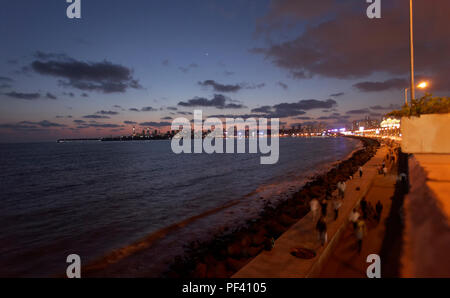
left=417, top=81, right=428, bottom=89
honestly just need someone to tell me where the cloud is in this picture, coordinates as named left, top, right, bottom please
left=178, top=94, right=246, bottom=109
left=3, top=91, right=41, bottom=100
left=224, top=71, right=235, bottom=76
left=250, top=99, right=336, bottom=118
left=82, top=114, right=110, bottom=119
left=277, top=81, right=288, bottom=90
left=166, top=106, right=178, bottom=111
left=124, top=121, right=137, bottom=125
left=73, top=120, right=86, bottom=124
left=353, top=78, right=408, bottom=92
left=161, top=116, right=173, bottom=120
left=46, top=92, right=57, bottom=100
left=330, top=92, right=344, bottom=97
left=141, top=106, right=157, bottom=112
left=96, top=110, right=119, bottom=115
left=253, top=0, right=450, bottom=91
left=63, top=92, right=75, bottom=97
left=370, top=104, right=401, bottom=110
left=56, top=115, right=72, bottom=119
left=346, top=109, right=371, bottom=115
left=139, top=121, right=171, bottom=127
left=129, top=108, right=140, bottom=112
left=162, top=59, right=169, bottom=66
left=31, top=52, right=142, bottom=93
left=179, top=63, right=198, bottom=73
left=81, top=93, right=89, bottom=97
left=0, top=76, right=13, bottom=83
left=198, top=80, right=242, bottom=93
left=18, top=120, right=66, bottom=128
left=198, top=80, right=265, bottom=93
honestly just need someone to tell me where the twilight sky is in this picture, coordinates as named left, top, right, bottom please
left=0, top=0, right=449, bottom=142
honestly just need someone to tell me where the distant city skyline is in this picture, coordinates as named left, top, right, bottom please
left=0, top=0, right=449, bottom=142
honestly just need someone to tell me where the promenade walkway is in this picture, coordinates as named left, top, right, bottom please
left=320, top=162, right=397, bottom=277
left=234, top=146, right=388, bottom=278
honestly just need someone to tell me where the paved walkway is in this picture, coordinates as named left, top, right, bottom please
left=319, top=165, right=397, bottom=277
left=234, top=146, right=388, bottom=278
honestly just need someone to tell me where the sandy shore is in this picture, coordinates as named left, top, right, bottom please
left=165, top=137, right=380, bottom=278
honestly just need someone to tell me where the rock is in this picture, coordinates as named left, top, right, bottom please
left=192, top=262, right=207, bottom=278
left=227, top=242, right=242, bottom=257
left=226, top=257, right=249, bottom=272
left=206, top=261, right=229, bottom=278
left=251, top=230, right=266, bottom=246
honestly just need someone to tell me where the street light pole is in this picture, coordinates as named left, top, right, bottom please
left=409, top=0, right=415, bottom=102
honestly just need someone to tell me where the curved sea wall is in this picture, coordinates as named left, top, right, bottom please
left=165, top=137, right=380, bottom=278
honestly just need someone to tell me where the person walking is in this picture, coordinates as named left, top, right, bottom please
left=332, top=198, right=342, bottom=221
left=316, top=216, right=327, bottom=247
left=349, top=208, right=360, bottom=230
left=360, top=196, right=368, bottom=219
left=320, top=199, right=328, bottom=217
left=375, top=200, right=383, bottom=222
left=359, top=166, right=363, bottom=178
left=310, top=198, right=320, bottom=222
left=383, top=166, right=388, bottom=176
left=355, top=219, right=367, bottom=254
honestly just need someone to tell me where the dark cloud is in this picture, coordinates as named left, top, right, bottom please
left=198, top=80, right=265, bottom=93
left=82, top=114, right=110, bottom=119
left=18, top=120, right=66, bottom=128
left=3, top=91, right=41, bottom=100
left=346, top=109, right=371, bottom=115
left=198, top=80, right=242, bottom=93
left=177, top=111, right=193, bottom=115
left=162, top=59, right=169, bottom=66
left=161, top=116, right=173, bottom=120
left=56, top=115, right=72, bottom=119
left=81, top=93, right=89, bottom=97
left=0, top=76, right=13, bottom=83
left=254, top=1, right=450, bottom=92
left=96, top=110, right=119, bottom=115
left=139, top=121, right=171, bottom=127
left=277, top=81, right=288, bottom=90
left=353, top=78, right=408, bottom=92
left=73, top=120, right=86, bottom=124
left=0, top=84, right=12, bottom=90
left=295, top=116, right=312, bottom=120
left=124, top=121, right=137, bottom=125
left=46, top=92, right=57, bottom=100
left=63, top=92, right=75, bottom=97
left=179, top=63, right=198, bottom=73
left=370, top=104, right=401, bottom=110
left=31, top=52, right=142, bottom=93
left=330, top=92, right=344, bottom=97
left=178, top=94, right=246, bottom=109
left=166, top=107, right=178, bottom=111
left=141, top=106, right=157, bottom=112
left=250, top=99, right=336, bottom=118
left=129, top=108, right=140, bottom=112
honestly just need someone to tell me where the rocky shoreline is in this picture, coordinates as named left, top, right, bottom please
left=165, top=137, right=380, bottom=278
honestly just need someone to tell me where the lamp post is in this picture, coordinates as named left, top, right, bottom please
left=404, top=88, right=408, bottom=106
left=409, top=0, right=415, bottom=103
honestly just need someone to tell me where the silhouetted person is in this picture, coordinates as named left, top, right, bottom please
left=359, top=166, right=363, bottom=178
left=376, top=200, right=383, bottom=222
left=333, top=198, right=342, bottom=221
left=355, top=219, right=367, bottom=254
left=349, top=208, right=360, bottom=230
left=320, top=199, right=328, bottom=217
left=360, top=197, right=368, bottom=219
left=316, top=216, right=327, bottom=246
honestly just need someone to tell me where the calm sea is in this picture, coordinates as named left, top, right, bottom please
left=0, top=137, right=360, bottom=277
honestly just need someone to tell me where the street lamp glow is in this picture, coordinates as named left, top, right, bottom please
left=417, top=81, right=428, bottom=89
